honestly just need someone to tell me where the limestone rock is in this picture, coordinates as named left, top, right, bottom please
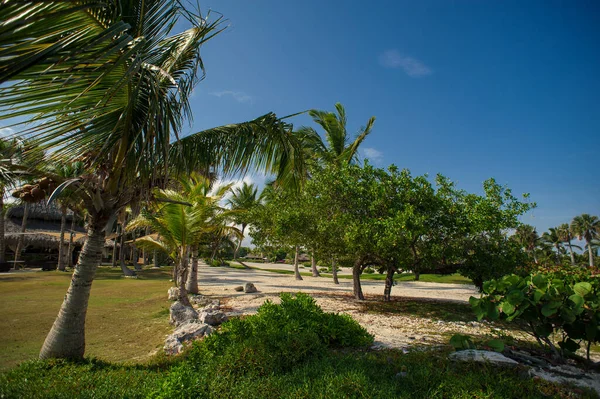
left=167, top=287, right=179, bottom=301
left=169, top=301, right=198, bottom=326
left=234, top=285, right=244, bottom=292
left=164, top=321, right=214, bottom=355
left=199, top=310, right=228, bottom=326
left=529, top=365, right=600, bottom=397
left=244, top=282, right=257, bottom=293
left=448, top=350, right=518, bottom=366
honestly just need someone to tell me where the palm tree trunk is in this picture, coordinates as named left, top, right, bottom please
left=567, top=242, right=576, bottom=266
left=234, top=224, right=246, bottom=260
left=311, top=249, right=320, bottom=277
left=13, top=202, right=29, bottom=269
left=111, top=234, right=118, bottom=267
left=118, top=223, right=135, bottom=276
left=40, top=222, right=105, bottom=359
left=67, top=214, right=76, bottom=268
left=177, top=250, right=192, bottom=307
left=383, top=266, right=395, bottom=302
left=58, top=206, right=67, bottom=271
left=0, top=190, right=5, bottom=263
left=332, top=258, right=339, bottom=285
left=153, top=249, right=159, bottom=268
left=587, top=240, right=595, bottom=268
left=352, top=258, right=363, bottom=300
left=293, top=245, right=303, bottom=281
left=186, top=246, right=199, bottom=294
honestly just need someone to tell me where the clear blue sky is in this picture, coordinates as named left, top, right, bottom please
left=185, top=1, right=599, bottom=234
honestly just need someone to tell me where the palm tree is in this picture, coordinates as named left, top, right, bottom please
left=556, top=223, right=578, bottom=266
left=227, top=182, right=259, bottom=260
left=298, top=103, right=376, bottom=167
left=1, top=1, right=305, bottom=360
left=540, top=228, right=563, bottom=264
left=571, top=214, right=600, bottom=267
left=513, top=224, right=540, bottom=264
left=0, top=138, right=25, bottom=263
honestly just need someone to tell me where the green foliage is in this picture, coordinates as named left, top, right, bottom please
left=449, top=334, right=475, bottom=350
left=471, top=268, right=600, bottom=358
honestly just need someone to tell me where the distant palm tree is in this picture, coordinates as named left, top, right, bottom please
left=556, top=223, right=578, bottom=266
left=0, top=138, right=25, bottom=263
left=514, top=224, right=540, bottom=264
left=541, top=228, right=563, bottom=264
left=227, top=182, right=259, bottom=260
left=571, top=214, right=600, bottom=267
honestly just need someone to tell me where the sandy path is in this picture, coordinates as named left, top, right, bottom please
left=196, top=264, right=496, bottom=349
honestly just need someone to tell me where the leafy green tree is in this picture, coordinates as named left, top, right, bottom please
left=571, top=214, right=600, bottom=267
left=0, top=138, right=26, bottom=263
left=227, top=182, right=259, bottom=260
left=513, top=224, right=540, bottom=264
left=1, top=1, right=305, bottom=360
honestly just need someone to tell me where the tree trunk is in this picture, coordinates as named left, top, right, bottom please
left=58, top=206, right=67, bottom=271
left=234, top=224, right=246, bottom=260
left=13, top=202, right=29, bottom=268
left=118, top=223, right=136, bottom=276
left=67, top=214, right=76, bottom=268
left=153, top=249, right=159, bottom=268
left=554, top=244, right=561, bottom=265
left=311, top=250, right=320, bottom=277
left=132, top=232, right=141, bottom=271
left=186, top=246, right=199, bottom=294
left=383, top=267, right=395, bottom=302
left=587, top=240, right=595, bottom=268
left=414, top=271, right=420, bottom=281
left=0, top=190, right=5, bottom=263
left=111, top=233, right=118, bottom=267
left=177, top=251, right=192, bottom=307
left=293, top=245, right=303, bottom=281
left=352, top=258, right=364, bottom=300
left=567, top=242, right=576, bottom=266
left=332, top=258, right=339, bottom=285
left=40, top=222, right=105, bottom=359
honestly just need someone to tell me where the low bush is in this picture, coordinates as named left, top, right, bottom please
left=302, top=262, right=312, bottom=267
left=364, top=267, right=375, bottom=274
left=471, top=267, right=600, bottom=360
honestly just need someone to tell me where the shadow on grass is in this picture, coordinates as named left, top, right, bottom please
left=93, top=267, right=173, bottom=281
left=359, top=296, right=477, bottom=323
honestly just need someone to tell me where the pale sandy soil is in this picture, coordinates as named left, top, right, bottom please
left=196, top=263, right=520, bottom=349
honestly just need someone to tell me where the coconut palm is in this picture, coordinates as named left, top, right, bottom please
left=0, top=138, right=25, bottom=263
left=1, top=1, right=304, bottom=360
left=227, top=182, right=259, bottom=260
left=556, top=223, right=578, bottom=266
left=540, top=228, right=563, bottom=264
left=513, top=224, right=540, bottom=264
left=297, top=103, right=376, bottom=167
left=571, top=214, right=600, bottom=267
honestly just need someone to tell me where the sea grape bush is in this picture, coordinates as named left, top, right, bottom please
left=470, top=268, right=600, bottom=360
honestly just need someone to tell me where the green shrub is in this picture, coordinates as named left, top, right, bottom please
left=471, top=267, right=600, bottom=359
left=302, top=262, right=312, bottom=268
left=364, top=267, right=375, bottom=274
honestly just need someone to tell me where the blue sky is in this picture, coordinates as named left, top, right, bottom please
left=187, top=1, right=599, bottom=235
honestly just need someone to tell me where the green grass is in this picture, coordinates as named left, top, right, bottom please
left=0, top=266, right=174, bottom=370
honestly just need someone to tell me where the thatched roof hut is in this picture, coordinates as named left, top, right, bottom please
left=4, top=232, right=86, bottom=251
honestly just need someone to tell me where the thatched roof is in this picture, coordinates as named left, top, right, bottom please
left=7, top=201, right=76, bottom=223
left=4, top=232, right=85, bottom=251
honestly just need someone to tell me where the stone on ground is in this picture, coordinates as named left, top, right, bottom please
left=167, top=287, right=179, bottom=301
left=169, top=301, right=198, bottom=326
left=448, top=349, right=518, bottom=366
left=199, top=310, right=228, bottom=326
left=244, top=282, right=257, bottom=293
left=529, top=364, right=600, bottom=396
left=164, top=320, right=214, bottom=355
left=234, top=285, right=244, bottom=292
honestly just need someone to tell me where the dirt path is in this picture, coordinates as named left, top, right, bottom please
left=197, top=264, right=503, bottom=349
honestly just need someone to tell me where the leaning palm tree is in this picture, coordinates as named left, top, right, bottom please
left=571, top=214, right=600, bottom=267
left=1, top=1, right=305, bottom=360
left=227, top=182, right=259, bottom=260
left=541, top=228, right=563, bottom=265
left=513, top=224, right=540, bottom=264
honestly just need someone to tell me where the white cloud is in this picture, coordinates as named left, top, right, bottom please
left=0, top=127, right=15, bottom=137
left=210, top=90, right=253, bottom=104
left=362, top=147, right=384, bottom=165
left=378, top=50, right=432, bottom=77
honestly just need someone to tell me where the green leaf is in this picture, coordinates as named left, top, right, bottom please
left=483, top=281, right=496, bottom=294
left=506, top=290, right=525, bottom=305
left=486, top=339, right=505, bottom=353
left=560, top=308, right=576, bottom=324
left=469, top=296, right=480, bottom=307
left=585, top=324, right=598, bottom=341
left=532, top=274, right=548, bottom=289
left=568, top=294, right=584, bottom=308
left=449, top=334, right=475, bottom=351
left=533, top=289, right=545, bottom=304
left=486, top=301, right=500, bottom=321
left=541, top=302, right=560, bottom=317
left=535, top=324, right=553, bottom=338
left=573, top=282, right=592, bottom=297
left=559, top=338, right=580, bottom=353
left=501, top=301, right=515, bottom=315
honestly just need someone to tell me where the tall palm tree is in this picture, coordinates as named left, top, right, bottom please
left=227, top=182, right=259, bottom=260
left=1, top=1, right=305, bottom=360
left=513, top=224, right=540, bottom=264
left=556, top=223, right=578, bottom=266
left=571, top=214, right=600, bottom=267
left=297, top=103, right=376, bottom=167
left=0, top=138, right=25, bottom=263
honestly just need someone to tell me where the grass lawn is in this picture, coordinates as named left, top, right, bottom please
left=0, top=267, right=174, bottom=370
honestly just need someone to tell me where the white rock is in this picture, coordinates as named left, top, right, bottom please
left=448, top=350, right=518, bottom=366
left=167, top=287, right=179, bottom=301
left=169, top=301, right=198, bottom=326
left=164, top=321, right=214, bottom=355
left=529, top=365, right=600, bottom=396
left=199, top=310, right=228, bottom=326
